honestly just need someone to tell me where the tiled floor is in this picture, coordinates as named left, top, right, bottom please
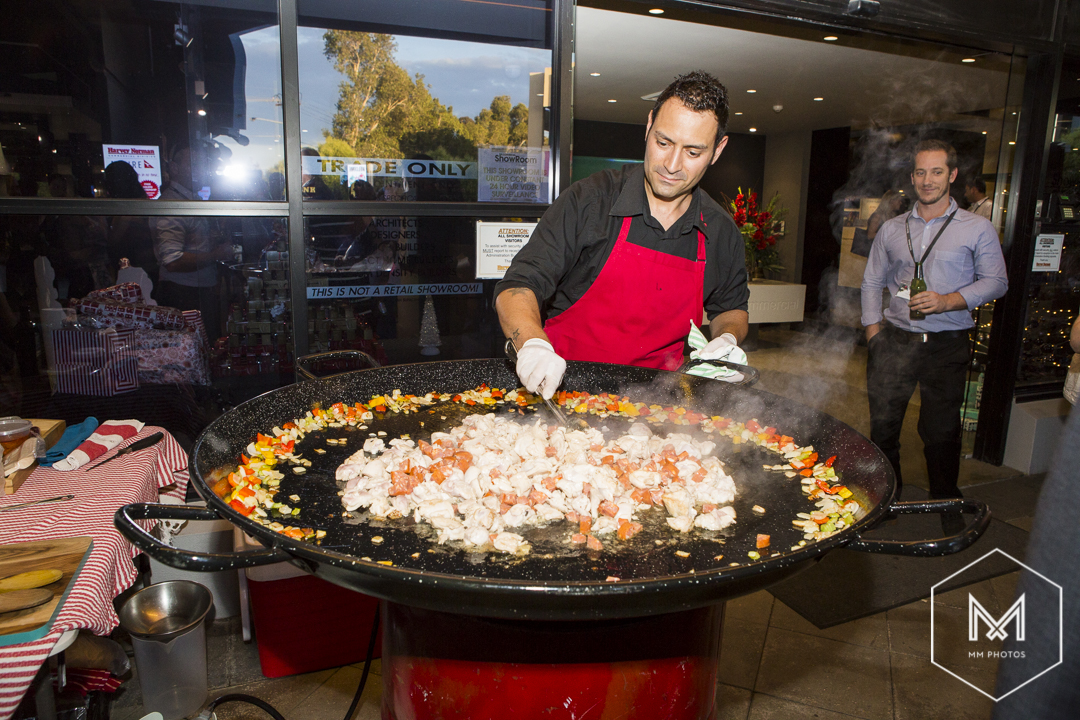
left=108, top=327, right=1046, bottom=720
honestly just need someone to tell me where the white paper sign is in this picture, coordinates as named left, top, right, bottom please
left=476, top=221, right=537, bottom=279
left=1032, top=233, right=1065, bottom=272
left=307, top=282, right=482, bottom=299
left=477, top=146, right=549, bottom=203
left=102, top=144, right=163, bottom=199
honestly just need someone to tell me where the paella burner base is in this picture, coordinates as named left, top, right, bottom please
left=381, top=601, right=724, bottom=720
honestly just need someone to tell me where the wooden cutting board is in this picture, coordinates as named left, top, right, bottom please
left=0, top=536, right=93, bottom=646
left=4, top=419, right=66, bottom=496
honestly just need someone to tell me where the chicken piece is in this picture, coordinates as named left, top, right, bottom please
left=666, top=515, right=695, bottom=532
left=693, top=506, right=737, bottom=531
left=492, top=532, right=529, bottom=554
left=662, top=486, right=694, bottom=519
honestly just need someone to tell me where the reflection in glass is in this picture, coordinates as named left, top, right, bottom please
left=296, top=21, right=552, bottom=202
left=303, top=214, right=538, bottom=363
left=0, top=1, right=283, bottom=201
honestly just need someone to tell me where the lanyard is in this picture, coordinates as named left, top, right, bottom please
left=905, top=210, right=956, bottom=265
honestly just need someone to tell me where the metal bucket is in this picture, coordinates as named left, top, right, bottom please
left=119, top=580, right=213, bottom=720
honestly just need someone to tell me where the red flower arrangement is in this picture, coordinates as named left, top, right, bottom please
left=726, top=188, right=786, bottom=279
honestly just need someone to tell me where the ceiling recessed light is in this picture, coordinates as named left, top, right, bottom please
left=590, top=72, right=601, bottom=77
left=749, top=127, right=757, bottom=132
left=813, top=97, right=824, bottom=101
left=823, top=35, right=838, bottom=41
left=1009, top=141, right=1016, bottom=145
left=962, top=58, right=975, bottom=63
left=648, top=8, right=664, bottom=14
left=197, top=109, right=207, bottom=116
left=746, top=89, right=757, bottom=93
left=608, top=99, right=617, bottom=103
left=982, top=131, right=987, bottom=135
left=734, top=112, right=743, bottom=116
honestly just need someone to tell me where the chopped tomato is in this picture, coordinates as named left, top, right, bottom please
left=756, top=534, right=771, bottom=549
left=824, top=455, right=837, bottom=468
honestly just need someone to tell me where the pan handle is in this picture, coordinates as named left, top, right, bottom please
left=114, top=503, right=294, bottom=571
left=843, top=498, right=991, bottom=557
left=296, top=350, right=380, bottom=381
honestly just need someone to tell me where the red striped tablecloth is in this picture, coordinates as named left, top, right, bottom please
left=0, top=427, right=188, bottom=719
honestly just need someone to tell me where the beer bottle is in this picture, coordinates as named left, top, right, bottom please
left=909, top=262, right=926, bottom=320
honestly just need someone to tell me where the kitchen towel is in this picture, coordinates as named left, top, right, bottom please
left=39, top=417, right=99, bottom=468
left=52, top=420, right=145, bottom=471
left=684, top=323, right=747, bottom=382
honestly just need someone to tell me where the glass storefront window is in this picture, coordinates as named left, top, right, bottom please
left=0, top=213, right=291, bottom=426
left=1014, top=57, right=1080, bottom=392
left=0, top=1, right=283, bottom=202
left=296, top=0, right=553, bottom=203
left=303, top=214, right=541, bottom=363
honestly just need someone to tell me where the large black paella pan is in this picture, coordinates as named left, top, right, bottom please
left=116, top=359, right=989, bottom=620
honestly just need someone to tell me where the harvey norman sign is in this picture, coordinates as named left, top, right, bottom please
left=302, top=156, right=477, bottom=179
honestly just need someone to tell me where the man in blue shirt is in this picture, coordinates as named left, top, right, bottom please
left=861, top=139, right=1007, bottom=502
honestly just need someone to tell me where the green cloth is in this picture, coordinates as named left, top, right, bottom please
left=684, top=322, right=748, bottom=381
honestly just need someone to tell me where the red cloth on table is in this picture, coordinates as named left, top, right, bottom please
left=0, top=427, right=188, bottom=719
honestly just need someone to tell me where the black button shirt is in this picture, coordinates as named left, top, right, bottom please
left=495, top=164, right=749, bottom=322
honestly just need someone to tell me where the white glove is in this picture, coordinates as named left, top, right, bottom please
left=696, top=333, right=740, bottom=362
left=516, top=338, right=566, bottom=399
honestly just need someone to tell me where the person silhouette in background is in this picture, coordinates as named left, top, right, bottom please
left=152, top=143, right=231, bottom=338
left=964, top=177, right=992, bottom=221
left=103, top=162, right=157, bottom=279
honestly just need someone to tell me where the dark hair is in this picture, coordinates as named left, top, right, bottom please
left=913, top=139, right=958, bottom=173
left=651, top=70, right=729, bottom=148
left=968, top=176, right=986, bottom=194
left=301, top=146, right=322, bottom=157
left=104, top=161, right=148, bottom=199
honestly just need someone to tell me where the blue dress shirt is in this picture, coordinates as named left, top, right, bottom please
left=860, top=198, right=1008, bottom=332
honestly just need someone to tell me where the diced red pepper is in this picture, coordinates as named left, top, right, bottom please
left=824, top=455, right=837, bottom=468
left=229, top=499, right=252, bottom=516
left=756, top=534, right=771, bottom=549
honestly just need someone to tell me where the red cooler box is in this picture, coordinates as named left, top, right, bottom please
left=237, top=529, right=381, bottom=677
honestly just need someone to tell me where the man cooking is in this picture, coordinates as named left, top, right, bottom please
left=495, top=70, right=750, bottom=398
left=861, top=139, right=1007, bottom=512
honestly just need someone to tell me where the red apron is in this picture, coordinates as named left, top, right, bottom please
left=544, top=215, right=707, bottom=370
